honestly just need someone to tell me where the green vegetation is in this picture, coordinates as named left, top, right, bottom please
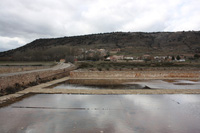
left=77, top=61, right=200, bottom=70
left=1, top=31, right=200, bottom=61
left=172, top=56, right=175, bottom=60
left=194, top=54, right=200, bottom=59
left=176, top=55, right=181, bottom=60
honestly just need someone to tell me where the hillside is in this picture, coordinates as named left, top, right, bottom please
left=0, top=31, right=200, bottom=61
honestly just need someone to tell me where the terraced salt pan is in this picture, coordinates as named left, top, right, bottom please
left=1, top=94, right=200, bottom=133
left=52, top=79, right=200, bottom=90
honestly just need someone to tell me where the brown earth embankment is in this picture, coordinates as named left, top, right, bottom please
left=0, top=64, right=76, bottom=95
left=0, top=66, right=51, bottom=74
left=70, top=70, right=200, bottom=79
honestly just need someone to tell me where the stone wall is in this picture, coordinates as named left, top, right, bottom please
left=70, top=71, right=200, bottom=79
left=0, top=66, right=51, bottom=74
left=0, top=66, right=75, bottom=91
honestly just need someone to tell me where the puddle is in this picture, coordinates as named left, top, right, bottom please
left=49, top=79, right=200, bottom=90
left=173, top=83, right=194, bottom=85
left=53, top=83, right=149, bottom=90
left=0, top=94, right=200, bottom=133
left=50, top=79, right=151, bottom=90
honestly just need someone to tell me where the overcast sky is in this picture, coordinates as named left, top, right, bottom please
left=0, top=0, right=200, bottom=51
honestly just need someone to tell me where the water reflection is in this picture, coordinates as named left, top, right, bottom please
left=0, top=94, right=200, bottom=133
left=52, top=79, right=200, bottom=90
left=54, top=83, right=147, bottom=90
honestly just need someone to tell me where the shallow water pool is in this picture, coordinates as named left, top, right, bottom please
left=0, top=94, right=200, bottom=133
left=51, top=79, right=200, bottom=90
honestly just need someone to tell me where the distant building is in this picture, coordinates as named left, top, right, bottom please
left=132, top=60, right=144, bottom=62
left=110, top=48, right=121, bottom=54
left=74, top=58, right=78, bottom=62
left=60, top=59, right=66, bottom=63
left=154, top=56, right=167, bottom=62
left=154, top=56, right=167, bottom=60
left=105, top=55, right=123, bottom=61
left=143, top=55, right=152, bottom=60
left=105, top=57, right=111, bottom=61
left=97, top=49, right=107, bottom=56
left=179, top=59, right=186, bottom=62
left=124, top=56, right=134, bottom=60
left=113, top=55, right=124, bottom=60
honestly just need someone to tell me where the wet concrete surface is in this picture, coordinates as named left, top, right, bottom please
left=53, top=79, right=200, bottom=90
left=0, top=94, right=200, bottom=133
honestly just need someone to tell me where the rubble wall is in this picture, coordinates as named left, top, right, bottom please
left=0, top=66, right=51, bottom=74
left=0, top=67, right=75, bottom=91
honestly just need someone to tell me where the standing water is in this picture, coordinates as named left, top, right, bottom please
left=49, top=79, right=200, bottom=90
left=0, top=94, right=200, bottom=133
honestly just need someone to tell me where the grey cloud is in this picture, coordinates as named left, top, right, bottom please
left=0, top=48, right=7, bottom=52
left=0, top=0, right=200, bottom=51
left=0, top=37, right=22, bottom=52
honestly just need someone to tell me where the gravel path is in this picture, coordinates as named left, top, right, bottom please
left=0, top=63, right=72, bottom=77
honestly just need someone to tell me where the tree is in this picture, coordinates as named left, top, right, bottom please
left=65, top=56, right=75, bottom=63
left=176, top=55, right=181, bottom=60
left=172, top=56, right=175, bottom=60
left=194, top=54, right=200, bottom=59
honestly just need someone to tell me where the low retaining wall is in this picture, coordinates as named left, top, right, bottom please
left=0, top=66, right=51, bottom=74
left=0, top=66, right=75, bottom=92
left=70, top=71, right=200, bottom=79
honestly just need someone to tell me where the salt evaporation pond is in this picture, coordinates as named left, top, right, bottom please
left=0, top=94, right=200, bottom=133
left=52, top=79, right=200, bottom=90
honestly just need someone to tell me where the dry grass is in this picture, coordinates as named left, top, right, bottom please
left=0, top=61, right=57, bottom=66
